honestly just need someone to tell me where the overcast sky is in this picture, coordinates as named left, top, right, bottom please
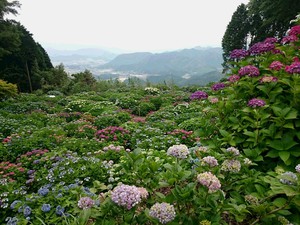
left=13, top=0, right=249, bottom=53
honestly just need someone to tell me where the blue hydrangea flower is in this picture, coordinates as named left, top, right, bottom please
left=41, top=203, right=51, bottom=212
left=38, top=187, right=49, bottom=196
left=23, top=206, right=32, bottom=217
left=55, top=205, right=65, bottom=216
left=5, top=217, right=18, bottom=225
left=10, top=200, right=22, bottom=209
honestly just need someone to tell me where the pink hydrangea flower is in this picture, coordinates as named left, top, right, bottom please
left=228, top=75, right=240, bottom=82
left=269, top=61, right=284, bottom=71
left=197, top=172, right=221, bottom=193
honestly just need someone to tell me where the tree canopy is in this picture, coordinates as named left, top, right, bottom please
left=222, top=0, right=300, bottom=64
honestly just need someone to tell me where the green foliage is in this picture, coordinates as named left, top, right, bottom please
left=0, top=79, right=17, bottom=99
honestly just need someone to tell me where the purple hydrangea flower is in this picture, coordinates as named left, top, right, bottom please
left=197, top=172, right=221, bottom=193
left=228, top=75, right=240, bottom=82
left=149, top=202, right=176, bottom=224
left=229, top=49, right=248, bottom=59
left=264, top=37, right=278, bottom=44
left=167, top=144, right=190, bottom=159
left=249, top=42, right=275, bottom=55
left=111, top=184, right=141, bottom=210
left=221, top=159, right=241, bottom=173
left=211, top=83, right=226, bottom=91
left=247, top=98, right=266, bottom=108
left=190, top=91, right=208, bottom=100
left=238, top=65, right=260, bottom=77
left=269, top=61, right=284, bottom=71
left=78, top=197, right=95, bottom=209
left=285, top=61, right=300, bottom=74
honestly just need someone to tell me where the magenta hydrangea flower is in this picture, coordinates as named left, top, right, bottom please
left=149, top=202, right=176, bottom=224
left=248, top=98, right=266, bottom=108
left=190, top=91, right=208, bottom=100
left=229, top=49, right=248, bottom=59
left=269, top=61, right=284, bottom=71
left=211, top=82, right=226, bottom=91
left=249, top=42, right=275, bottom=55
left=111, top=184, right=141, bottom=210
left=285, top=61, right=300, bottom=74
left=288, top=25, right=300, bottom=36
left=78, top=197, right=95, bottom=209
left=264, top=37, right=278, bottom=44
left=228, top=75, right=240, bottom=82
left=281, top=35, right=298, bottom=44
left=238, top=65, right=260, bottom=77
left=197, top=172, right=221, bottom=193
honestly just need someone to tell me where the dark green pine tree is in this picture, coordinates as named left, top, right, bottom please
left=247, top=0, right=300, bottom=43
left=0, top=23, right=53, bottom=92
left=0, top=0, right=21, bottom=59
left=221, top=4, right=250, bottom=69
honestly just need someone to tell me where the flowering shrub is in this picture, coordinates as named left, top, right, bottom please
left=189, top=91, right=208, bottom=100
left=95, top=126, right=130, bottom=146
left=145, top=87, right=160, bottom=95
left=0, top=16, right=300, bottom=225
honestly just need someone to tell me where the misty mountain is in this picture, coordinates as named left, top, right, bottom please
left=97, top=47, right=224, bottom=85
left=47, top=47, right=224, bottom=86
left=102, top=47, right=222, bottom=75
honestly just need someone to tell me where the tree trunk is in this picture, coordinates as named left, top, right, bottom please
left=25, top=61, right=32, bottom=93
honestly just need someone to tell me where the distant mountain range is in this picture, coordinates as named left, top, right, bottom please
left=47, top=47, right=224, bottom=86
